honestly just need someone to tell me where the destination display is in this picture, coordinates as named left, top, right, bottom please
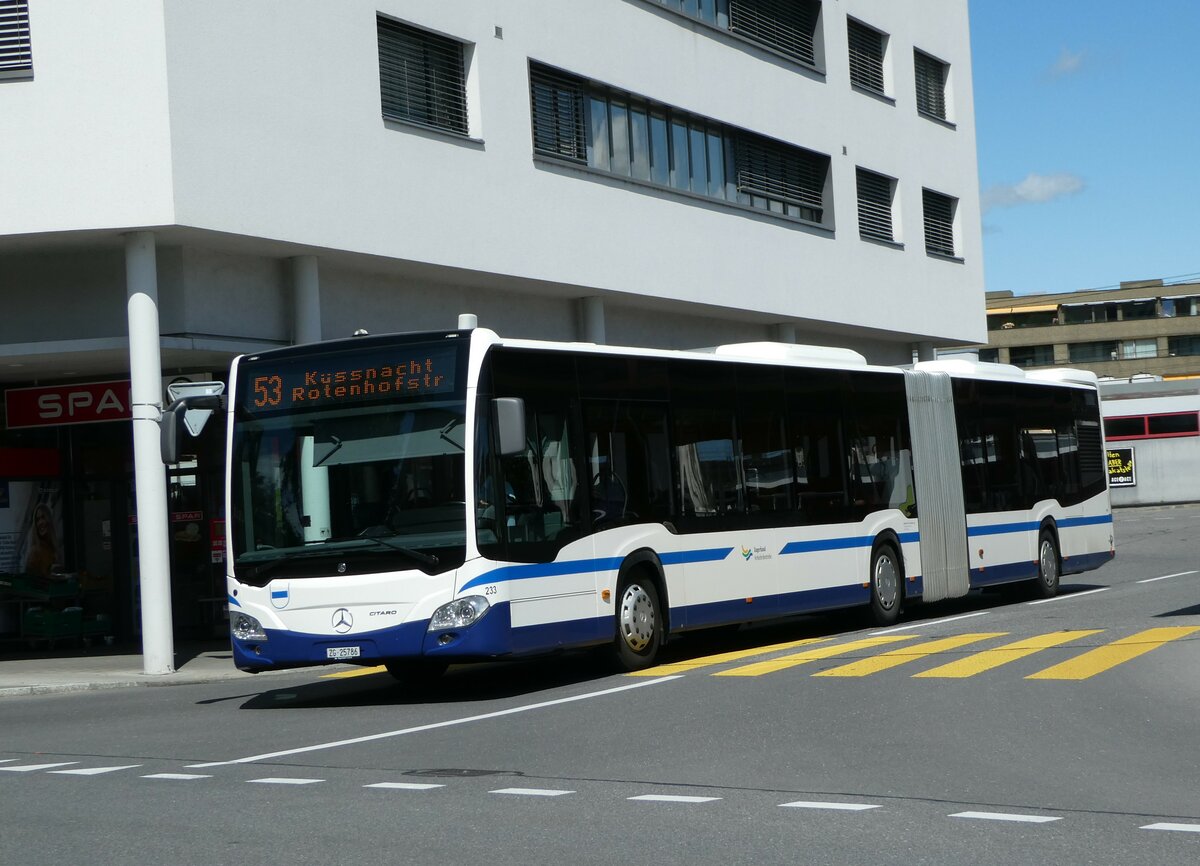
left=240, top=343, right=459, bottom=412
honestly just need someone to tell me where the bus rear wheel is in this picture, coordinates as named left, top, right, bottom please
left=613, top=577, right=662, bottom=671
left=384, top=659, right=448, bottom=689
left=869, top=542, right=902, bottom=627
left=1032, top=530, right=1060, bottom=599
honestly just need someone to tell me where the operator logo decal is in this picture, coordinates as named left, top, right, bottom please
left=331, top=608, right=354, bottom=634
left=743, top=545, right=772, bottom=562
left=271, top=583, right=290, bottom=609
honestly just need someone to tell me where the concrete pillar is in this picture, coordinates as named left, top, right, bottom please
left=125, top=231, right=174, bottom=676
left=774, top=323, right=797, bottom=344
left=581, top=297, right=606, bottom=344
left=291, top=255, right=321, bottom=344
left=915, top=341, right=936, bottom=362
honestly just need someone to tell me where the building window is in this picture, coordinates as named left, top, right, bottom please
left=377, top=15, right=469, bottom=136
left=922, top=189, right=956, bottom=257
left=1106, top=413, right=1200, bottom=441
left=0, top=0, right=32, bottom=79
left=978, top=348, right=1000, bottom=363
left=914, top=49, right=948, bottom=120
left=530, top=65, right=587, bottom=162
left=530, top=62, right=830, bottom=225
left=856, top=168, right=894, bottom=242
left=1162, top=296, right=1200, bottom=317
left=1061, top=303, right=1116, bottom=325
left=1120, top=339, right=1157, bottom=360
left=1008, top=345, right=1054, bottom=368
left=1168, top=335, right=1200, bottom=357
left=649, top=0, right=823, bottom=67
left=1068, top=341, right=1118, bottom=364
left=1118, top=300, right=1157, bottom=320
left=847, top=18, right=886, bottom=95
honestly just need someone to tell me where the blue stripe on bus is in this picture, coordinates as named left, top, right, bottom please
left=228, top=594, right=241, bottom=607
left=968, top=513, right=1113, bottom=538
left=1059, top=514, right=1114, bottom=528
left=458, top=547, right=733, bottom=592
left=779, top=531, right=919, bottom=556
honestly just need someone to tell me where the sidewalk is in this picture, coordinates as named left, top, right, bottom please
left=0, top=641, right=282, bottom=697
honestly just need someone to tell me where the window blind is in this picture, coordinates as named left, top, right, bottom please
left=847, top=19, right=884, bottom=93
left=377, top=15, right=468, bottom=136
left=0, top=0, right=32, bottom=76
left=856, top=168, right=893, bottom=242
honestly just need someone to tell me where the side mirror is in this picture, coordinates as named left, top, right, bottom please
left=493, top=397, right=526, bottom=457
left=160, top=394, right=223, bottom=464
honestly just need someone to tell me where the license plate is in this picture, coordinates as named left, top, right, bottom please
left=326, top=646, right=361, bottom=660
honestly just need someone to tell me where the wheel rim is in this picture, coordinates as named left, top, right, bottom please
left=619, top=584, right=655, bottom=653
left=874, top=553, right=899, bottom=611
left=1040, top=539, right=1058, bottom=587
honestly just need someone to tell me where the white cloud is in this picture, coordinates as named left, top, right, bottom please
left=981, top=172, right=1086, bottom=212
left=1050, top=47, right=1085, bottom=77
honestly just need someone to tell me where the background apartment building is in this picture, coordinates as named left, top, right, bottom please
left=0, top=0, right=984, bottom=653
left=968, top=278, right=1200, bottom=380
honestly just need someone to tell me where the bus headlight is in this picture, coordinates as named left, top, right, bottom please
left=429, top=596, right=490, bottom=631
left=232, top=613, right=267, bottom=641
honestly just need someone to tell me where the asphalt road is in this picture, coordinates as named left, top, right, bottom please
left=2, top=505, right=1198, bottom=865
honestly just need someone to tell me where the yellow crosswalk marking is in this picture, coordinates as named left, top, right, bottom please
left=713, top=635, right=918, bottom=677
left=1027, top=627, right=1200, bottom=681
left=914, top=630, right=1103, bottom=679
left=815, top=633, right=1007, bottom=677
left=629, top=637, right=833, bottom=676
left=322, top=665, right=387, bottom=679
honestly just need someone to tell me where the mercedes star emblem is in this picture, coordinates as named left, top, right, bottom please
left=331, top=608, right=353, bottom=633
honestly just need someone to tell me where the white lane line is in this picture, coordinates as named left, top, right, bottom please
left=1027, top=587, right=1109, bottom=606
left=872, top=611, right=990, bottom=635
left=1141, top=822, right=1200, bottom=833
left=490, top=787, right=574, bottom=797
left=780, top=800, right=880, bottom=811
left=188, top=675, right=683, bottom=768
left=629, top=794, right=721, bottom=803
left=1138, top=570, right=1198, bottom=584
left=0, top=762, right=79, bottom=773
left=950, top=811, right=1061, bottom=824
left=51, top=765, right=143, bottom=776
left=364, top=782, right=445, bottom=791
left=141, top=773, right=212, bottom=781
left=247, top=777, right=324, bottom=785
left=0, top=759, right=18, bottom=764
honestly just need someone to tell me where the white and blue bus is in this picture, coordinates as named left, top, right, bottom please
left=195, top=326, right=1113, bottom=680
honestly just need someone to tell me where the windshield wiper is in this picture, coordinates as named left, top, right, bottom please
left=242, top=535, right=439, bottom=582
left=321, top=533, right=440, bottom=568
left=348, top=525, right=441, bottom=566
left=244, top=547, right=337, bottom=583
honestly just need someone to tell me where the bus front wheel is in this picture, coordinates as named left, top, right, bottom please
left=1032, top=531, right=1060, bottom=599
left=614, top=577, right=662, bottom=671
left=869, top=542, right=902, bottom=627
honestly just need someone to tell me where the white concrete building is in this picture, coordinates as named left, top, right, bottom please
left=0, top=0, right=985, bottom=659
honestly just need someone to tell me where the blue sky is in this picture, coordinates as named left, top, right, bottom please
left=968, top=1, right=1200, bottom=297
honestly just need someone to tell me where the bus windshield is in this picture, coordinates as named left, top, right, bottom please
left=229, top=338, right=468, bottom=583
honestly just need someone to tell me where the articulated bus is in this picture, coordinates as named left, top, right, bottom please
left=201, top=326, right=1114, bottom=681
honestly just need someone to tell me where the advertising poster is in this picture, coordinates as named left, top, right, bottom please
left=1107, top=447, right=1136, bottom=487
left=0, top=481, right=64, bottom=576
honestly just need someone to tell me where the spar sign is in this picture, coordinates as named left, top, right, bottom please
left=4, top=380, right=132, bottom=429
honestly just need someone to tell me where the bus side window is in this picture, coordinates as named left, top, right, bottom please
left=786, top=368, right=850, bottom=524
left=670, top=361, right=740, bottom=530
left=583, top=400, right=671, bottom=529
